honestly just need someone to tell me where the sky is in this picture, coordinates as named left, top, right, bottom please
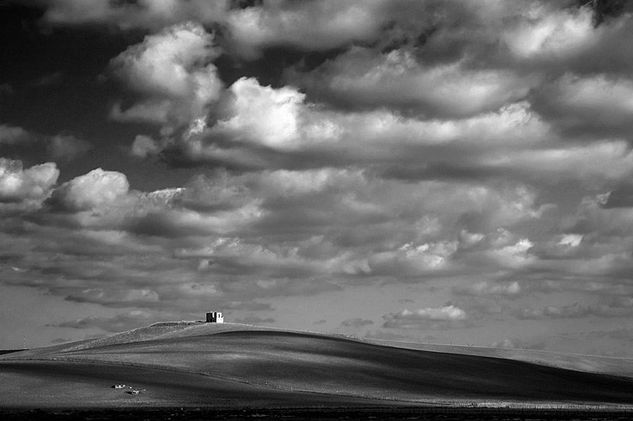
left=1, top=0, right=632, bottom=357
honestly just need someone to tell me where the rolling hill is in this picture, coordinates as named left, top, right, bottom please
left=1, top=322, right=632, bottom=408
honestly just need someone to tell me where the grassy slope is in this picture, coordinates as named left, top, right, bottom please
left=0, top=350, right=25, bottom=355
left=1, top=323, right=632, bottom=408
left=366, top=340, right=633, bottom=379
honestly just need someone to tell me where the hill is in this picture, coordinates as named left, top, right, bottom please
left=1, top=323, right=632, bottom=408
left=365, top=339, right=633, bottom=379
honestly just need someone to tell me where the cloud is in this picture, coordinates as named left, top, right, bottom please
left=490, top=338, right=544, bottom=350
left=0, top=156, right=606, bottom=345
left=558, top=234, right=583, bottom=248
left=38, top=0, right=388, bottom=59
left=288, top=47, right=535, bottom=117
left=383, top=305, right=467, bottom=329
left=162, top=78, right=552, bottom=172
left=10, top=0, right=633, bottom=356
left=65, top=288, right=160, bottom=307
left=224, top=0, right=387, bottom=57
left=110, top=22, right=222, bottom=131
left=47, top=135, right=92, bottom=161
left=210, top=77, right=305, bottom=149
left=0, top=161, right=548, bottom=323
left=40, top=0, right=229, bottom=31
left=0, top=124, right=93, bottom=164
left=0, top=125, right=34, bottom=145
left=502, top=6, right=597, bottom=63
left=517, top=301, right=633, bottom=320
left=130, top=135, right=160, bottom=158
left=532, top=74, right=633, bottom=137
left=480, top=140, right=633, bottom=185
left=517, top=303, right=590, bottom=320
left=340, top=318, right=374, bottom=328
left=37, top=0, right=395, bottom=57
left=34, top=0, right=633, bottom=72
left=0, top=158, right=59, bottom=204
left=453, top=281, right=522, bottom=298
left=54, top=310, right=155, bottom=332
left=48, top=168, right=129, bottom=212
left=368, top=241, right=457, bottom=276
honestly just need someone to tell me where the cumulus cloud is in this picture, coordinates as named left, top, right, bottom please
left=0, top=124, right=93, bottom=164
left=34, top=0, right=633, bottom=69
left=288, top=47, right=536, bottom=117
left=40, top=0, right=229, bottom=31
left=517, top=301, right=633, bottom=320
left=368, top=241, right=457, bottom=276
left=166, top=169, right=546, bottom=278
left=340, top=318, right=374, bottom=328
left=453, top=281, right=522, bottom=298
left=224, top=0, right=387, bottom=57
left=532, top=74, right=633, bottom=137
left=0, top=124, right=33, bottom=145
left=48, top=168, right=129, bottom=212
left=0, top=158, right=59, bottom=204
left=155, top=79, right=633, bottom=190
left=47, top=134, right=92, bottom=161
left=490, top=338, right=544, bottom=350
left=54, top=310, right=155, bottom=332
left=8, top=0, right=633, bottom=355
left=558, top=234, right=583, bottom=248
left=210, top=77, right=305, bottom=149
left=38, top=0, right=392, bottom=58
left=383, top=305, right=467, bottom=329
left=0, top=160, right=550, bottom=325
left=503, top=6, right=597, bottom=64
left=110, top=22, right=222, bottom=131
left=65, top=288, right=160, bottom=307
left=164, top=78, right=553, bottom=172
left=130, top=135, right=161, bottom=158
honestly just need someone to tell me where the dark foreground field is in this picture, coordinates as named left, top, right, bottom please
left=1, top=322, right=632, bottom=415
left=1, top=407, right=633, bottom=421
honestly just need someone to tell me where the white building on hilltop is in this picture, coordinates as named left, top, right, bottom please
left=206, top=311, right=224, bottom=323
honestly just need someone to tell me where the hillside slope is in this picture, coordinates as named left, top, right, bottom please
left=1, top=323, right=632, bottom=408
left=366, top=340, right=633, bottom=379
